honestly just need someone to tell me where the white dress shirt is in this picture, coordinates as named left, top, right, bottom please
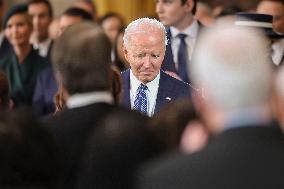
left=66, top=91, right=113, bottom=109
left=272, top=39, right=284, bottom=66
left=170, top=20, right=199, bottom=70
left=130, top=70, right=160, bottom=116
left=33, top=38, right=52, bottom=57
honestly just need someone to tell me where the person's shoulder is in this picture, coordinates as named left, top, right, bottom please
left=120, top=69, right=130, bottom=82
left=121, top=69, right=130, bottom=76
left=161, top=71, right=192, bottom=89
left=0, top=52, right=13, bottom=66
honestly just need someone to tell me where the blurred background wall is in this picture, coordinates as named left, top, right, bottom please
left=6, top=0, right=156, bottom=24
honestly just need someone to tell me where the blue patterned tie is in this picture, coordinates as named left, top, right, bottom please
left=177, top=33, right=189, bottom=83
left=133, top=84, right=148, bottom=115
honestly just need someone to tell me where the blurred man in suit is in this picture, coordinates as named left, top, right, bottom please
left=46, top=22, right=131, bottom=189
left=136, top=23, right=284, bottom=189
left=32, top=7, right=93, bottom=116
left=28, top=0, right=53, bottom=58
left=155, top=0, right=200, bottom=83
left=257, top=0, right=284, bottom=67
left=120, top=18, right=193, bottom=116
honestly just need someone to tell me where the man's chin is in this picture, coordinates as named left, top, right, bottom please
left=139, top=76, right=155, bottom=84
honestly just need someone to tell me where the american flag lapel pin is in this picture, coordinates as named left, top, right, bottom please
left=165, top=97, right=171, bottom=101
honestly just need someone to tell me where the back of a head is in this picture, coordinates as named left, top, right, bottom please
left=0, top=108, right=59, bottom=188
left=77, top=110, right=160, bottom=189
left=63, top=7, right=93, bottom=21
left=191, top=23, right=273, bottom=111
left=52, top=22, right=112, bottom=94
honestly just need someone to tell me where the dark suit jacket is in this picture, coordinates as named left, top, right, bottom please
left=46, top=102, right=128, bottom=189
left=120, top=69, right=193, bottom=114
left=0, top=37, right=12, bottom=59
left=162, top=23, right=203, bottom=82
left=32, top=65, right=58, bottom=117
left=137, top=125, right=284, bottom=189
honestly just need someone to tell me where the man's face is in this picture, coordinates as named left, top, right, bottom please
left=102, top=16, right=122, bottom=44
left=124, top=30, right=165, bottom=84
left=155, top=0, right=193, bottom=29
left=5, top=14, right=32, bottom=47
left=28, top=2, right=52, bottom=42
left=58, top=15, right=83, bottom=36
left=257, top=1, right=284, bottom=33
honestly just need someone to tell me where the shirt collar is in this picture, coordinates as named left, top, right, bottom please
left=170, top=19, right=199, bottom=38
left=223, top=105, right=271, bottom=130
left=130, top=70, right=160, bottom=93
left=66, top=91, right=113, bottom=109
left=33, top=38, right=52, bottom=49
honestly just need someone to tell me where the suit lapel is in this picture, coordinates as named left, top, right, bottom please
left=120, top=70, right=131, bottom=108
left=155, top=71, right=173, bottom=114
left=162, top=28, right=177, bottom=73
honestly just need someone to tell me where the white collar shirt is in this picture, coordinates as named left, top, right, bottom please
left=33, top=38, right=52, bottom=57
left=66, top=91, right=113, bottom=109
left=170, top=19, right=199, bottom=69
left=130, top=70, right=160, bottom=117
left=272, top=39, right=284, bottom=66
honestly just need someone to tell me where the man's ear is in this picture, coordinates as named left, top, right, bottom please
left=123, top=46, right=129, bottom=62
left=184, top=0, right=194, bottom=13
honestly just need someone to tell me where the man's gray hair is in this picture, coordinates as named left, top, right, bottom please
left=123, top=17, right=168, bottom=48
left=191, top=23, right=273, bottom=111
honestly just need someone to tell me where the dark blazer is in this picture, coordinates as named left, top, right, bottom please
left=0, top=37, right=12, bottom=59
left=46, top=103, right=129, bottom=189
left=120, top=69, right=193, bottom=114
left=32, top=65, right=58, bottom=117
left=162, top=23, right=203, bottom=82
left=137, top=125, right=284, bottom=189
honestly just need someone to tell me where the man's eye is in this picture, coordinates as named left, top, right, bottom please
left=151, top=54, right=160, bottom=58
left=135, top=54, right=145, bottom=58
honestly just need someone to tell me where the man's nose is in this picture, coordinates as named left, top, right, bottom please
left=143, top=55, right=151, bottom=68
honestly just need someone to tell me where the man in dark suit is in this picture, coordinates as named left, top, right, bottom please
left=120, top=18, right=194, bottom=116
left=46, top=22, right=128, bottom=189
left=32, top=7, right=94, bottom=116
left=136, top=23, right=284, bottom=189
left=155, top=0, right=200, bottom=82
left=257, top=0, right=284, bottom=67
left=28, top=0, right=54, bottom=58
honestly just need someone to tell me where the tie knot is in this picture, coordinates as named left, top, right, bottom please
left=138, top=84, right=147, bottom=91
left=177, top=33, right=187, bottom=40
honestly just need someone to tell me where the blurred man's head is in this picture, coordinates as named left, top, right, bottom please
left=28, top=0, right=53, bottom=43
left=155, top=0, right=197, bottom=30
left=73, top=0, right=97, bottom=21
left=191, top=23, right=273, bottom=131
left=58, top=7, right=93, bottom=36
left=123, top=18, right=167, bottom=84
left=52, top=22, right=112, bottom=95
left=99, top=12, right=124, bottom=45
left=257, top=0, right=284, bottom=33
left=0, top=108, right=59, bottom=188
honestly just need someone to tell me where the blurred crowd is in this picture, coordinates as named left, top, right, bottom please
left=0, top=0, right=283, bottom=189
